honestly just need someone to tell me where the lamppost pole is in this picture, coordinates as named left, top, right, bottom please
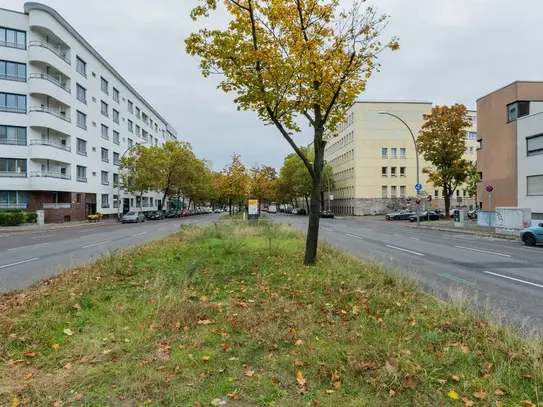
left=378, top=111, right=420, bottom=227
left=117, top=142, right=146, bottom=221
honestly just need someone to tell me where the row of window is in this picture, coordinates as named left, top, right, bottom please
left=333, top=167, right=354, bottom=182
left=0, top=158, right=26, bottom=174
left=434, top=189, right=469, bottom=198
left=326, top=131, right=354, bottom=155
left=382, top=166, right=406, bottom=177
left=329, top=149, right=354, bottom=167
left=0, top=92, right=26, bottom=114
left=382, top=147, right=407, bottom=159
left=332, top=186, right=355, bottom=200
left=0, top=125, right=26, bottom=145
left=0, top=27, right=26, bottom=50
left=0, top=59, right=26, bottom=82
left=466, top=131, right=477, bottom=141
left=382, top=186, right=407, bottom=198
left=338, top=112, right=354, bottom=133
left=0, top=191, right=28, bottom=208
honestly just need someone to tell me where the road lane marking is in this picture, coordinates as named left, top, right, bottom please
left=454, top=245, right=511, bottom=258
left=386, top=245, right=425, bottom=256
left=79, top=228, right=96, bottom=233
left=30, top=233, right=57, bottom=239
left=410, top=237, right=420, bottom=241
left=7, top=242, right=50, bottom=251
left=158, top=226, right=169, bottom=231
left=438, top=273, right=476, bottom=286
left=345, top=233, right=364, bottom=240
left=358, top=228, right=373, bottom=232
left=131, top=232, right=147, bottom=237
left=0, top=257, right=40, bottom=269
left=81, top=240, right=111, bottom=249
left=393, top=234, right=403, bottom=237
left=482, top=270, right=543, bottom=289
left=321, top=227, right=334, bottom=232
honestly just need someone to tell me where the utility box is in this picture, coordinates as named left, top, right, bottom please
left=495, top=207, right=532, bottom=236
left=36, top=210, right=45, bottom=225
left=453, top=209, right=464, bottom=227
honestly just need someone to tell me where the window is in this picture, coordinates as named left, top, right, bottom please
left=381, top=166, right=387, bottom=177
left=135, top=106, right=140, bottom=119
left=381, top=186, right=387, bottom=198
left=113, top=130, right=120, bottom=145
left=0, top=158, right=26, bottom=175
left=76, top=165, right=87, bottom=182
left=136, top=125, right=140, bottom=137
left=507, top=101, right=530, bottom=122
left=101, top=171, right=109, bottom=185
left=76, top=56, right=86, bottom=77
left=76, top=194, right=82, bottom=204
left=142, top=112, right=148, bottom=125
left=76, top=84, right=86, bottom=104
left=127, top=100, right=133, bottom=113
left=0, top=191, right=28, bottom=209
left=112, top=109, right=119, bottom=123
left=400, top=148, right=406, bottom=158
left=101, top=124, right=109, bottom=140
left=391, top=148, right=397, bottom=159
left=468, top=131, right=477, bottom=140
left=113, top=173, right=119, bottom=187
left=113, top=152, right=120, bottom=165
left=113, top=194, right=119, bottom=208
left=0, top=92, right=26, bottom=114
left=101, top=77, right=109, bottom=94
left=101, top=101, right=108, bottom=117
left=128, top=120, right=133, bottom=133
left=434, top=189, right=439, bottom=198
left=101, top=194, right=109, bottom=207
left=142, top=196, right=149, bottom=207
left=469, top=146, right=474, bottom=154
left=391, top=186, right=397, bottom=197
left=76, top=138, right=87, bottom=156
left=76, top=111, right=87, bottom=129
left=101, top=147, right=109, bottom=162
left=0, top=126, right=26, bottom=145
left=391, top=167, right=397, bottom=177
left=527, top=175, right=543, bottom=196
left=400, top=167, right=406, bottom=177
left=400, top=186, right=406, bottom=198
left=381, top=148, right=387, bottom=158
left=113, top=87, right=119, bottom=103
left=155, top=123, right=158, bottom=133
left=527, top=134, right=543, bottom=156
left=142, top=129, right=148, bottom=140
left=0, top=60, right=26, bottom=82
left=150, top=197, right=154, bottom=207
left=442, top=189, right=445, bottom=198
left=128, top=138, right=133, bottom=148
left=0, top=27, right=26, bottom=50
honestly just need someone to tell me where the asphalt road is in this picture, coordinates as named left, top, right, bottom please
left=0, top=214, right=219, bottom=293
left=272, top=213, right=543, bottom=329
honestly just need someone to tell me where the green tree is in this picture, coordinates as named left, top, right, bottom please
left=417, top=104, right=472, bottom=217
left=249, top=165, right=277, bottom=205
left=218, top=154, right=249, bottom=215
left=465, top=161, right=480, bottom=200
left=119, top=145, right=154, bottom=212
left=186, top=0, right=398, bottom=265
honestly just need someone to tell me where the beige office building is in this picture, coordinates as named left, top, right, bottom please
left=324, top=101, right=478, bottom=215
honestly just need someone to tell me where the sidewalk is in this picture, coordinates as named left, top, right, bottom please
left=0, top=218, right=118, bottom=236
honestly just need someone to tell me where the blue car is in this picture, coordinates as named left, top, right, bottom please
left=520, top=222, right=543, bottom=246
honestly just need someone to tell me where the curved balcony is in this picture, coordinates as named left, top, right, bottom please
left=28, top=106, right=72, bottom=136
left=28, top=41, right=71, bottom=77
left=29, top=139, right=72, bottom=163
left=28, top=73, right=71, bottom=106
left=29, top=172, right=72, bottom=192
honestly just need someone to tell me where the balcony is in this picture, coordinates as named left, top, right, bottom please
left=29, top=106, right=70, bottom=122
left=0, top=171, right=27, bottom=178
left=29, top=73, right=70, bottom=93
left=0, top=203, right=28, bottom=209
left=43, top=203, right=71, bottom=209
left=28, top=40, right=70, bottom=65
left=30, top=171, right=71, bottom=180
left=30, top=139, right=71, bottom=152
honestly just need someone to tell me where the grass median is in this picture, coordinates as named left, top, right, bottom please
left=0, top=221, right=541, bottom=406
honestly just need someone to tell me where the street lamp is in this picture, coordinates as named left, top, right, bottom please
left=378, top=111, right=421, bottom=227
left=116, top=141, right=148, bottom=221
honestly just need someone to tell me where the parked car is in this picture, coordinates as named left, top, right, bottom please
left=520, top=223, right=543, bottom=246
left=468, top=208, right=480, bottom=220
left=385, top=209, right=414, bottom=221
left=165, top=210, right=178, bottom=218
left=214, top=208, right=222, bottom=213
left=321, top=210, right=334, bottom=219
left=268, top=205, right=277, bottom=214
left=409, top=211, right=440, bottom=222
left=297, top=208, right=307, bottom=215
left=122, top=211, right=146, bottom=224
left=147, top=211, right=165, bottom=220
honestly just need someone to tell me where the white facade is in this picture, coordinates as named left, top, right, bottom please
left=517, top=104, right=543, bottom=217
left=0, top=3, right=177, bottom=220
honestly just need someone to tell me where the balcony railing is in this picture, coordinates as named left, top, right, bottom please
left=77, top=149, right=87, bottom=157
left=28, top=41, right=71, bottom=65
left=77, top=176, right=87, bottom=182
left=29, top=106, right=71, bottom=122
left=101, top=157, right=109, bottom=163
left=43, top=203, right=71, bottom=209
left=0, top=138, right=27, bottom=146
left=30, top=171, right=71, bottom=180
left=0, top=73, right=26, bottom=82
left=0, top=171, right=26, bottom=177
left=0, top=203, right=28, bottom=209
left=28, top=73, right=71, bottom=93
left=30, top=139, right=71, bottom=152
left=0, top=39, right=26, bottom=50
left=101, top=180, right=110, bottom=186
left=113, top=159, right=121, bottom=166
left=0, top=105, right=26, bottom=114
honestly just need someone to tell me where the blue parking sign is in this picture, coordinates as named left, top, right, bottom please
left=415, top=183, right=422, bottom=191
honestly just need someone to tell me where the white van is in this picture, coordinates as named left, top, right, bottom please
left=268, top=205, right=277, bottom=214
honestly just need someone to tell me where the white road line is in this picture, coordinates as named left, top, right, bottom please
left=483, top=270, right=543, bottom=289
left=79, top=228, right=96, bottom=233
left=386, top=245, right=425, bottom=257
left=454, top=245, right=511, bottom=258
left=321, top=227, right=334, bottom=232
left=345, top=233, right=364, bottom=240
left=358, top=228, right=373, bottom=232
left=7, top=242, right=50, bottom=251
left=158, top=226, right=169, bottom=231
left=0, top=257, right=40, bottom=269
left=30, top=233, right=57, bottom=239
left=131, top=232, right=147, bottom=237
left=393, top=234, right=403, bottom=237
left=81, top=240, right=111, bottom=249
left=410, top=237, right=420, bottom=241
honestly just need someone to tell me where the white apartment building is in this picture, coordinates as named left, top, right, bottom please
left=0, top=3, right=177, bottom=223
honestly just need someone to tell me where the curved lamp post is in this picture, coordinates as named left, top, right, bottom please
left=378, top=111, right=421, bottom=227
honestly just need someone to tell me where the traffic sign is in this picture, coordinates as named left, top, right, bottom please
left=427, top=195, right=432, bottom=202
left=486, top=185, right=494, bottom=193
left=406, top=198, right=411, bottom=205
left=415, top=183, right=422, bottom=191
left=415, top=198, right=421, bottom=205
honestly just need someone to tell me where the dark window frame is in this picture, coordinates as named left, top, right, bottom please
left=527, top=133, right=543, bottom=157
left=507, top=101, right=530, bottom=122
left=0, top=27, right=26, bottom=50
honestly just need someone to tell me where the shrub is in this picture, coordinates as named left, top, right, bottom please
left=0, top=211, right=26, bottom=226
left=25, top=212, right=37, bottom=224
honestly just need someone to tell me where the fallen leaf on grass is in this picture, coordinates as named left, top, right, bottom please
left=460, top=344, right=471, bottom=353
left=473, top=390, right=487, bottom=400
left=448, top=390, right=459, bottom=400
left=197, top=319, right=212, bottom=325
left=51, top=344, right=60, bottom=350
left=296, top=371, right=306, bottom=386
left=389, top=389, right=397, bottom=398
left=385, top=358, right=398, bottom=374
left=461, top=396, right=474, bottom=406
left=63, top=328, right=74, bottom=336
left=200, top=295, right=208, bottom=302
left=333, top=381, right=341, bottom=388
left=401, top=374, right=417, bottom=388
left=325, top=390, right=334, bottom=394
left=23, top=352, right=36, bottom=358
left=73, top=303, right=82, bottom=310
left=24, top=373, right=33, bottom=380
left=494, top=389, right=505, bottom=396
left=272, top=377, right=280, bottom=384
left=53, top=401, right=62, bottom=407
left=452, top=375, right=461, bottom=382
left=437, top=379, right=447, bottom=384
left=64, top=363, right=72, bottom=369
left=178, top=344, right=185, bottom=349
left=295, top=339, right=304, bottom=346
left=295, top=360, right=305, bottom=366
left=219, top=343, right=231, bottom=352
left=202, top=356, right=210, bottom=361
left=519, top=401, right=537, bottom=407
left=245, top=370, right=255, bottom=377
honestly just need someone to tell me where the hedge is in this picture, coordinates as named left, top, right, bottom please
left=0, top=211, right=27, bottom=226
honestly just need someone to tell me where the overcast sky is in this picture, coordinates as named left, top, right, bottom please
left=3, top=0, right=543, bottom=170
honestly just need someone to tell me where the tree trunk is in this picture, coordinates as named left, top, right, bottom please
left=229, top=198, right=232, bottom=216
left=444, top=185, right=451, bottom=218
left=320, top=191, right=325, bottom=211
left=304, top=196, right=310, bottom=213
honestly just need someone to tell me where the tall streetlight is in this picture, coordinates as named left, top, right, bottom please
left=378, top=111, right=421, bottom=227
left=117, top=141, right=147, bottom=221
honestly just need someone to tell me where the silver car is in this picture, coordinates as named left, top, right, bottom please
left=121, top=211, right=145, bottom=223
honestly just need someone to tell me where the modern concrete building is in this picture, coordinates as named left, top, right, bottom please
left=0, top=3, right=177, bottom=222
left=518, top=110, right=543, bottom=218
left=324, top=100, right=478, bottom=215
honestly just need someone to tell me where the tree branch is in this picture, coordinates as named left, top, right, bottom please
left=226, top=0, right=250, bottom=12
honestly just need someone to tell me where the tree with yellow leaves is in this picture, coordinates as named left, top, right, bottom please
left=186, top=0, right=399, bottom=265
left=218, top=154, right=250, bottom=215
left=249, top=165, right=277, bottom=206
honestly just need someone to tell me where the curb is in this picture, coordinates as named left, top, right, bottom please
left=0, top=221, right=115, bottom=238
left=402, top=224, right=520, bottom=241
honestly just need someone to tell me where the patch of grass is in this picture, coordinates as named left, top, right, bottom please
left=1, top=223, right=542, bottom=406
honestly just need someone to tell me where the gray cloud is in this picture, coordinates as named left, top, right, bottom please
left=3, top=0, right=543, bottom=169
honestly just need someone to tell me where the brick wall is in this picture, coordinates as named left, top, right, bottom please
left=28, top=191, right=87, bottom=223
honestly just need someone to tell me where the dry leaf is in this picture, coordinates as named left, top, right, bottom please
left=352, top=305, right=360, bottom=315
left=401, top=374, right=417, bottom=388
left=313, top=400, right=320, bottom=405
left=496, top=402, right=504, bottom=407
left=245, top=370, right=255, bottom=377
left=296, top=371, right=306, bottom=387
left=385, top=358, right=398, bottom=374
left=389, top=389, right=397, bottom=398
left=24, top=373, right=33, bottom=380
left=295, top=339, right=304, bottom=346
left=448, top=390, right=459, bottom=400
left=473, top=390, right=487, bottom=400
left=51, top=343, right=60, bottom=350
left=295, top=360, right=305, bottom=366
left=437, top=379, right=447, bottom=384
left=333, top=381, right=341, bottom=388
left=325, top=390, right=334, bottom=394
left=53, top=401, right=62, bottom=407
left=460, top=344, right=471, bottom=353
left=64, top=363, right=72, bottom=369
left=494, top=389, right=505, bottom=396
left=452, top=375, right=461, bottom=382
left=200, top=295, right=208, bottom=302
left=220, top=343, right=232, bottom=352
left=519, top=401, right=536, bottom=407
left=461, top=396, right=474, bottom=407
left=197, top=319, right=212, bottom=325
left=23, top=352, right=36, bottom=357
left=202, top=356, right=210, bottom=361
left=73, top=303, right=82, bottom=310
left=272, top=377, right=280, bottom=384
left=483, top=373, right=491, bottom=379
left=63, top=328, right=74, bottom=336
left=178, top=344, right=185, bottom=349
